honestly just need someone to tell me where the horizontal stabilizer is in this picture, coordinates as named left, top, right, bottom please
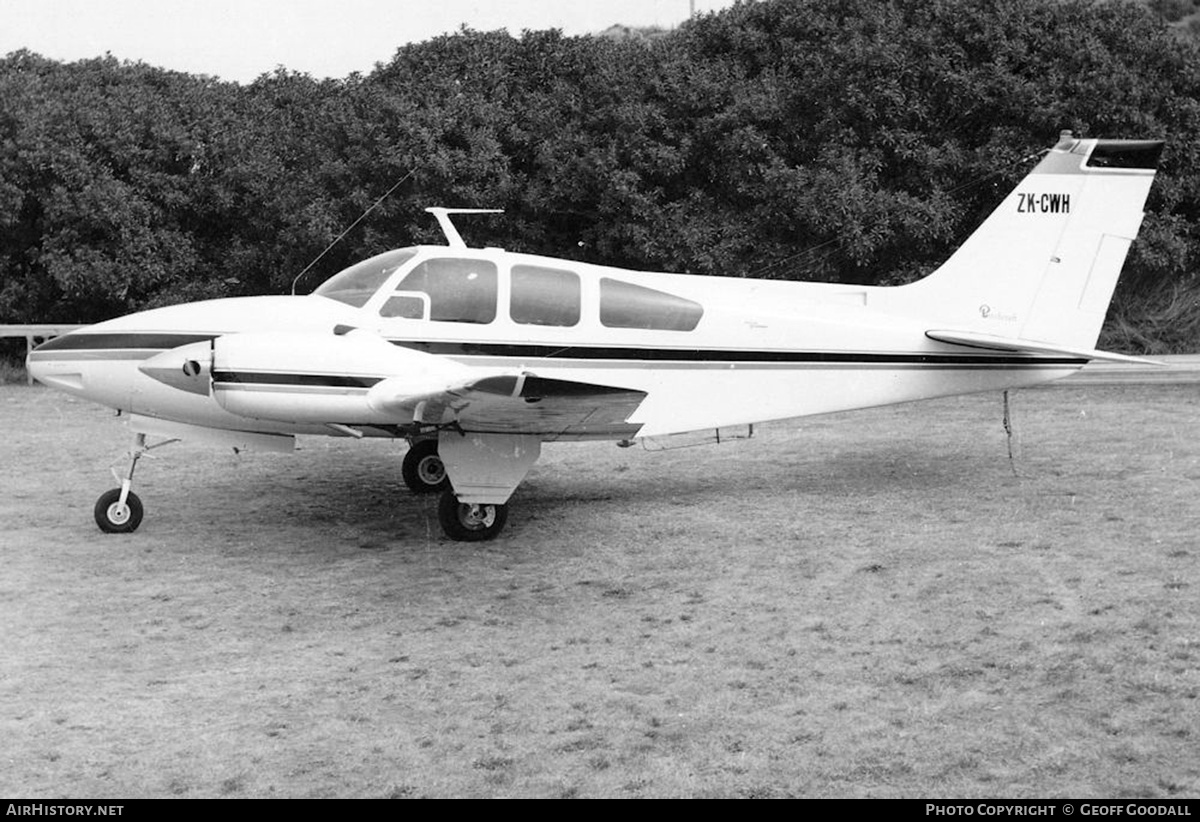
left=925, top=329, right=1162, bottom=366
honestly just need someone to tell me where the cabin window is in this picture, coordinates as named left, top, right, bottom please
left=312, top=248, right=418, bottom=308
left=599, top=278, right=703, bottom=331
left=510, top=265, right=581, bottom=327
left=391, top=258, right=498, bottom=324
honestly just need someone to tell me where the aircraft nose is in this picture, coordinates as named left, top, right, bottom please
left=26, top=330, right=87, bottom=392
left=26, top=328, right=139, bottom=410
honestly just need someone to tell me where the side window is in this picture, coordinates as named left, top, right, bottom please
left=599, top=278, right=704, bottom=331
left=510, top=265, right=581, bottom=327
left=390, top=258, right=498, bottom=324
left=380, top=293, right=428, bottom=320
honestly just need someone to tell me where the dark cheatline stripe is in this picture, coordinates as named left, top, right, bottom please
left=211, top=371, right=383, bottom=389
left=32, top=330, right=1087, bottom=367
left=34, top=332, right=217, bottom=351
left=390, top=339, right=1086, bottom=366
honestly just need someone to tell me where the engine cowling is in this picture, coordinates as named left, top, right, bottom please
left=209, top=330, right=474, bottom=424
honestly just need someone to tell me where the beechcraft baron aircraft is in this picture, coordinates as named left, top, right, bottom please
left=28, top=134, right=1162, bottom=541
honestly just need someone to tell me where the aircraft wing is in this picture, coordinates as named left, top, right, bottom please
left=367, top=372, right=648, bottom=439
left=193, top=331, right=648, bottom=439
left=925, top=329, right=1163, bottom=366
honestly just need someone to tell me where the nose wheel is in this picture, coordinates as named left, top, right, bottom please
left=95, top=488, right=144, bottom=533
left=93, top=432, right=178, bottom=534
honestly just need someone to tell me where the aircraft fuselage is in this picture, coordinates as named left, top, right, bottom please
left=28, top=246, right=1083, bottom=443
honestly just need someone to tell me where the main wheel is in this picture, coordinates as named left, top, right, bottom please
left=94, top=488, right=144, bottom=533
left=437, top=490, right=507, bottom=542
left=402, top=439, right=449, bottom=494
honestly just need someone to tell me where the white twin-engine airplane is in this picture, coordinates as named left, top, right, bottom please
left=28, top=134, right=1163, bottom=541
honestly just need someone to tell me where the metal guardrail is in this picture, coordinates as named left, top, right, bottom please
left=0, top=325, right=84, bottom=385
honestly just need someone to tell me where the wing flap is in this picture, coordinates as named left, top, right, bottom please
left=925, top=329, right=1163, bottom=366
left=367, top=372, right=647, bottom=439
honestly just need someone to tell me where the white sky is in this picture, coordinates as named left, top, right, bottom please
left=1, top=0, right=738, bottom=84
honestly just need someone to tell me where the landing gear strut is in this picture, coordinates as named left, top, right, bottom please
left=401, top=438, right=449, bottom=494
left=94, top=433, right=177, bottom=533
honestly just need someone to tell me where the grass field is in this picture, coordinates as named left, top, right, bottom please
left=1, top=382, right=1197, bottom=798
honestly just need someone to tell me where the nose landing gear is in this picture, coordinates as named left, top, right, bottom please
left=94, top=433, right=178, bottom=533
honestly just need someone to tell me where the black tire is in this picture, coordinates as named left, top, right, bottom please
left=402, top=439, right=449, bottom=494
left=437, top=489, right=507, bottom=542
left=94, top=488, right=143, bottom=533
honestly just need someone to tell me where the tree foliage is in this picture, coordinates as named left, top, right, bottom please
left=3, top=0, right=1200, bottom=352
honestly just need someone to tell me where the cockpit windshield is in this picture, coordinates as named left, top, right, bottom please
left=311, top=248, right=418, bottom=307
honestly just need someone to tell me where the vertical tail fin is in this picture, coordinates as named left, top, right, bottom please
left=899, top=135, right=1162, bottom=352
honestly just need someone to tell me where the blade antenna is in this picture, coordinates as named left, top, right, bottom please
left=290, top=166, right=418, bottom=295
left=425, top=207, right=504, bottom=248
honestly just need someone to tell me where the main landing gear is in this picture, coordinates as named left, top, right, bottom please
left=406, top=437, right=506, bottom=541
left=401, top=438, right=449, bottom=494
left=412, top=432, right=540, bottom=542
left=437, top=491, right=508, bottom=541
left=94, top=433, right=177, bottom=533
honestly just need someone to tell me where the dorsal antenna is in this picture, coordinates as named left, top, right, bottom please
left=425, top=207, right=503, bottom=248
left=289, top=166, right=417, bottom=295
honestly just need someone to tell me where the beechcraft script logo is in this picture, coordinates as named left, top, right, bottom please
left=1017, top=192, right=1071, bottom=214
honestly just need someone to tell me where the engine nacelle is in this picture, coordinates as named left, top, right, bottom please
left=209, top=330, right=473, bottom=424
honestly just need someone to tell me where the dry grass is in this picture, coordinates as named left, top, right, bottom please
left=0, top=359, right=27, bottom=385
left=1, top=383, right=1197, bottom=798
